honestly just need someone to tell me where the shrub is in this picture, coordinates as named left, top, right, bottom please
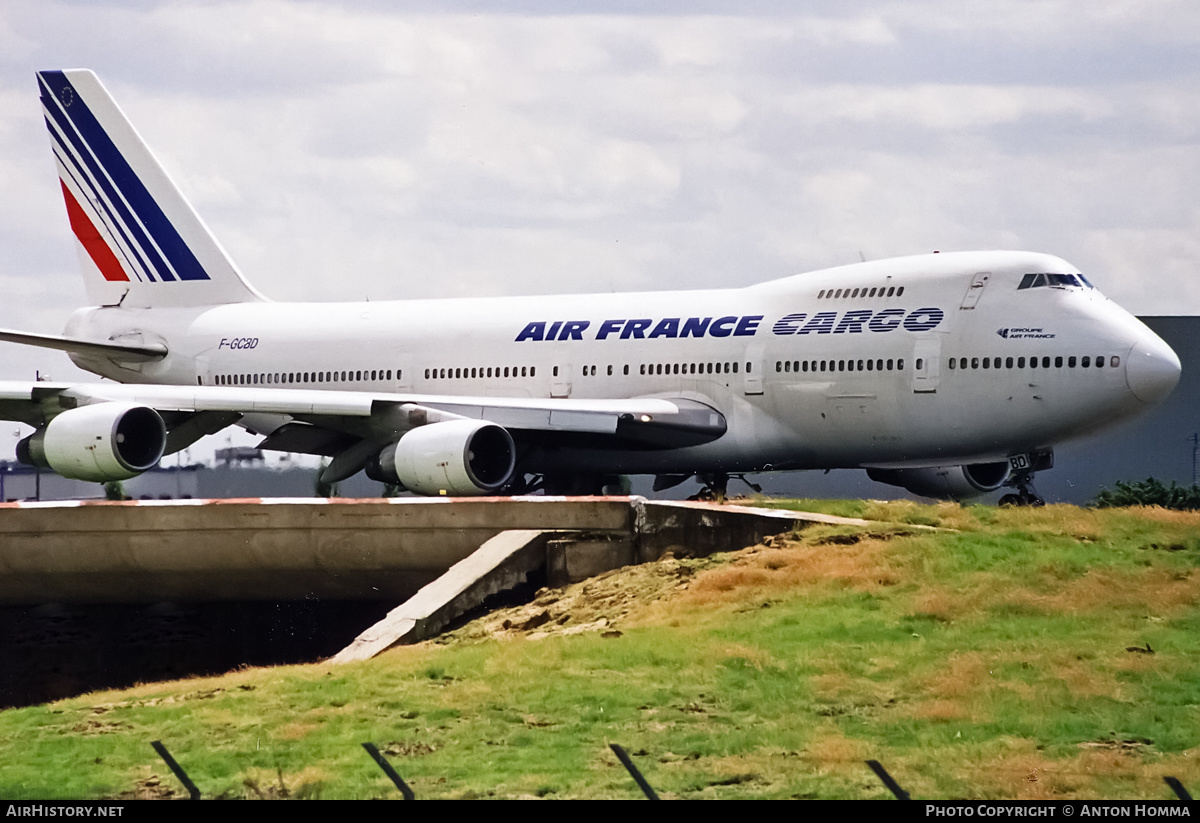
left=1091, top=477, right=1200, bottom=510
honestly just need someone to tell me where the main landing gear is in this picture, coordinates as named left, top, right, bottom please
left=998, top=450, right=1054, bottom=507
left=530, top=474, right=628, bottom=496
left=684, top=472, right=763, bottom=502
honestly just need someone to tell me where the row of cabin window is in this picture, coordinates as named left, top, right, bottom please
left=425, top=366, right=536, bottom=379
left=574, top=362, right=749, bottom=376
left=640, top=361, right=749, bottom=376
left=577, top=365, right=626, bottom=376
left=422, top=362, right=752, bottom=380
left=817, top=285, right=905, bottom=300
left=775, top=358, right=905, bottom=374
left=217, top=369, right=397, bottom=386
left=947, top=354, right=1120, bottom=371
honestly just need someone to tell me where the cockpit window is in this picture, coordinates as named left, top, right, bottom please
left=1047, top=273, right=1082, bottom=288
left=1018, top=272, right=1092, bottom=290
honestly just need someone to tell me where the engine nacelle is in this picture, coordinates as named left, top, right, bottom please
left=368, top=419, right=516, bottom=496
left=17, top=403, right=167, bottom=482
left=867, top=461, right=1011, bottom=501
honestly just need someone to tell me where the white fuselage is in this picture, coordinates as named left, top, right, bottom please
left=62, top=251, right=1178, bottom=477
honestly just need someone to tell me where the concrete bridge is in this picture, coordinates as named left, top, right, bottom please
left=0, top=496, right=868, bottom=605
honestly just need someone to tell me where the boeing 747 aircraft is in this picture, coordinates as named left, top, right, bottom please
left=0, top=70, right=1181, bottom=504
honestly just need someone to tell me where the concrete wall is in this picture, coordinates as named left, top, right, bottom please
left=0, top=497, right=634, bottom=604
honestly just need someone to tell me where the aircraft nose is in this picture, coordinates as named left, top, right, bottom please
left=1125, top=333, right=1181, bottom=405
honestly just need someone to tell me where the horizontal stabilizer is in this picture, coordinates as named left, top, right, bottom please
left=0, top=328, right=166, bottom=362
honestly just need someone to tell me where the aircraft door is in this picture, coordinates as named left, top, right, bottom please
left=551, top=364, right=572, bottom=398
left=743, top=344, right=764, bottom=395
left=960, top=272, right=991, bottom=310
left=395, top=360, right=413, bottom=391
left=912, top=338, right=941, bottom=393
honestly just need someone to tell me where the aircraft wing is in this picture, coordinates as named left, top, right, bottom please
left=0, top=380, right=727, bottom=486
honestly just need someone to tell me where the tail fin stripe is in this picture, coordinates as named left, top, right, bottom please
left=47, top=118, right=154, bottom=282
left=38, top=72, right=211, bottom=283
left=55, top=147, right=148, bottom=283
left=40, top=78, right=172, bottom=283
left=57, top=154, right=144, bottom=283
left=59, top=180, right=129, bottom=282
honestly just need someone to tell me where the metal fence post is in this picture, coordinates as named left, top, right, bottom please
left=150, top=740, right=201, bottom=800
left=362, top=742, right=416, bottom=799
left=866, top=759, right=910, bottom=800
left=610, top=743, right=659, bottom=800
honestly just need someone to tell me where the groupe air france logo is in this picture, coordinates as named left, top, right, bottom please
left=997, top=327, right=1056, bottom=340
left=515, top=308, right=945, bottom=342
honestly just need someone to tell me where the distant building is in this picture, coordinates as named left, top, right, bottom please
left=0, top=460, right=387, bottom=502
left=214, top=446, right=265, bottom=465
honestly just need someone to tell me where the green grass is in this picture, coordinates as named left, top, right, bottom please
left=1, top=502, right=1198, bottom=799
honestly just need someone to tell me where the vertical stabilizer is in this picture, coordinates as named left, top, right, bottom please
left=38, top=70, right=266, bottom=308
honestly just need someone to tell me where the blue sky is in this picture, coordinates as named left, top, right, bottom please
left=0, top=0, right=1196, bottom=395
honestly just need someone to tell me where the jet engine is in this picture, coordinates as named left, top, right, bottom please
left=367, top=419, right=516, bottom=496
left=866, top=461, right=1011, bottom=501
left=17, top=403, right=167, bottom=482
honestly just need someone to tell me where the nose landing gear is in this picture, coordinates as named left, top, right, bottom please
left=998, top=450, right=1053, bottom=507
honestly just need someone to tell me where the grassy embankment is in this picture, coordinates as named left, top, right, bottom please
left=1, top=500, right=1198, bottom=799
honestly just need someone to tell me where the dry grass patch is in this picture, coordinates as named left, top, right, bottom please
left=1010, top=567, right=1200, bottom=616
left=277, top=720, right=320, bottom=740
left=903, top=564, right=1198, bottom=627
left=239, top=765, right=330, bottom=799
left=902, top=652, right=994, bottom=723
left=903, top=573, right=1009, bottom=624
left=1048, top=656, right=1128, bottom=700
left=808, top=657, right=902, bottom=718
left=994, top=759, right=1073, bottom=800
left=944, top=736, right=1199, bottom=800
left=709, top=642, right=773, bottom=669
left=809, top=669, right=859, bottom=700
left=992, top=504, right=1110, bottom=542
left=924, top=651, right=990, bottom=700
left=1113, top=652, right=1168, bottom=674
left=908, top=698, right=972, bottom=722
left=676, top=535, right=901, bottom=608
left=803, top=727, right=873, bottom=774
left=862, top=499, right=979, bottom=530
left=1112, top=506, right=1200, bottom=527
left=908, top=586, right=966, bottom=623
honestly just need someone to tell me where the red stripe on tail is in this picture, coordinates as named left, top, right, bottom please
left=59, top=180, right=129, bottom=282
